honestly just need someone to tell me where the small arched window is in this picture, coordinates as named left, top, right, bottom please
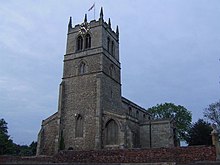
left=75, top=115, right=83, bottom=137
left=107, top=37, right=110, bottom=52
left=85, top=34, right=91, bottom=49
left=111, top=41, right=115, bottom=56
left=79, top=61, right=86, bottom=75
left=77, top=36, right=83, bottom=51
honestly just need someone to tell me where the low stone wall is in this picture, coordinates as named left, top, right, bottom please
left=54, top=146, right=216, bottom=164
left=0, top=155, right=53, bottom=164
left=0, top=146, right=216, bottom=164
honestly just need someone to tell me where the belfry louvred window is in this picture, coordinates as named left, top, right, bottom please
left=77, top=36, right=83, bottom=50
left=107, top=37, right=110, bottom=52
left=85, top=34, right=91, bottom=49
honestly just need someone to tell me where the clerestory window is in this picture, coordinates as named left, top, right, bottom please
left=129, top=107, right=132, bottom=116
left=136, top=111, right=139, bottom=119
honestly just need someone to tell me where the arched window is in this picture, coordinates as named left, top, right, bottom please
left=105, top=119, right=118, bottom=145
left=75, top=115, right=83, bottom=137
left=111, top=41, right=115, bottom=56
left=77, top=36, right=83, bottom=51
left=107, top=37, right=110, bottom=52
left=79, top=61, right=86, bottom=75
left=85, top=34, right=91, bottom=49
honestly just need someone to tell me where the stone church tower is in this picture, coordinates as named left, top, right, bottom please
left=37, top=8, right=176, bottom=156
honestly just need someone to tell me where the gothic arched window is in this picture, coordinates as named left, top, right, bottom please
left=79, top=61, right=86, bottom=75
left=75, top=115, right=83, bottom=137
left=105, top=119, right=118, bottom=145
left=77, top=36, right=83, bottom=51
left=85, top=34, right=91, bottom=49
left=111, top=41, right=115, bottom=56
left=107, top=37, right=110, bottom=52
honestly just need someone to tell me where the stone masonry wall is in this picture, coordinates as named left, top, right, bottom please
left=151, top=120, right=174, bottom=148
left=37, top=112, right=59, bottom=155
left=54, top=146, right=216, bottom=164
left=61, top=74, right=97, bottom=150
left=0, top=146, right=216, bottom=164
left=140, top=120, right=174, bottom=148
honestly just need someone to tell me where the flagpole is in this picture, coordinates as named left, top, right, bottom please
left=88, top=3, right=95, bottom=20
left=94, top=3, right=96, bottom=20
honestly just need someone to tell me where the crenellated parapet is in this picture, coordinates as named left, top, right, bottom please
left=67, top=7, right=119, bottom=42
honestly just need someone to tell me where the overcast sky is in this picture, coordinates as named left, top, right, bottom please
left=0, top=0, right=220, bottom=145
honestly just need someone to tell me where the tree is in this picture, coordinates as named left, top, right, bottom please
left=204, top=100, right=220, bottom=126
left=18, top=145, right=33, bottom=156
left=0, top=118, right=14, bottom=155
left=29, top=141, right=37, bottom=155
left=12, top=142, right=37, bottom=156
left=0, top=118, right=8, bottom=135
left=0, top=118, right=37, bottom=156
left=186, top=119, right=212, bottom=146
left=147, top=103, right=192, bottom=141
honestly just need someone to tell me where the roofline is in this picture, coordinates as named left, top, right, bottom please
left=122, top=96, right=151, bottom=115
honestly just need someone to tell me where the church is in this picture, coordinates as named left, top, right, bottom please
left=36, top=8, right=176, bottom=156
